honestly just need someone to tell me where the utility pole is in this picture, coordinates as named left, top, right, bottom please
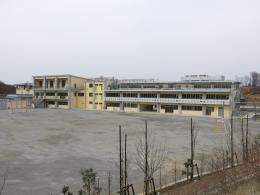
left=124, top=134, right=127, bottom=195
left=119, top=125, right=122, bottom=195
left=174, top=161, right=177, bottom=184
left=231, top=113, right=234, bottom=167
left=190, top=117, right=194, bottom=180
left=108, top=172, right=111, bottom=195
left=145, top=120, right=148, bottom=195
left=246, top=113, right=249, bottom=161
left=241, top=117, right=245, bottom=161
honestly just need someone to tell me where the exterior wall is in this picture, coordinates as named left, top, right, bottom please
left=16, top=88, right=33, bottom=95
left=104, top=81, right=239, bottom=118
left=124, top=107, right=139, bottom=112
left=85, top=80, right=105, bottom=110
left=33, top=75, right=88, bottom=109
left=107, top=106, right=120, bottom=111
left=181, top=110, right=203, bottom=116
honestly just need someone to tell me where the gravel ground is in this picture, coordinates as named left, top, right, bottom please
left=0, top=109, right=259, bottom=195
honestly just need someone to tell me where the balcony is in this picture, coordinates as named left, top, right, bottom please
left=105, top=88, right=232, bottom=93
left=34, top=86, right=69, bottom=91
left=104, top=97, right=230, bottom=105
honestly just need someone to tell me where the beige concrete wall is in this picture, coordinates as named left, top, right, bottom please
left=16, top=88, right=33, bottom=95
left=182, top=110, right=203, bottom=116
left=124, top=107, right=138, bottom=112
left=107, top=107, right=120, bottom=111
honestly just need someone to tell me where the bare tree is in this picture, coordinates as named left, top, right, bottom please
left=0, top=170, right=8, bottom=195
left=135, top=130, right=167, bottom=179
left=250, top=72, right=260, bottom=87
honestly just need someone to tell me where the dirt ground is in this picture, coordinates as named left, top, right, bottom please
left=0, top=109, right=259, bottom=195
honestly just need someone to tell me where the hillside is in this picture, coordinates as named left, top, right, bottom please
left=241, top=86, right=260, bottom=102
left=0, top=81, right=15, bottom=94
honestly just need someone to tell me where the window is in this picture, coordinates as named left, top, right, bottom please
left=58, top=101, right=68, bottom=105
left=50, top=81, right=54, bottom=88
left=89, top=101, right=93, bottom=104
left=39, top=81, right=43, bottom=88
left=140, top=93, right=157, bottom=98
left=106, top=103, right=120, bottom=107
left=206, top=94, right=229, bottom=100
left=160, top=94, right=178, bottom=98
left=46, top=92, right=55, bottom=96
left=123, top=93, right=138, bottom=98
left=74, top=93, right=77, bottom=96
left=182, top=94, right=202, bottom=99
left=78, top=93, right=84, bottom=96
left=48, top=101, right=55, bottom=105
left=106, top=93, right=120, bottom=97
left=89, top=93, right=93, bottom=97
left=182, top=106, right=202, bottom=111
left=74, top=84, right=77, bottom=88
left=89, top=84, right=93, bottom=88
left=61, top=80, right=66, bottom=88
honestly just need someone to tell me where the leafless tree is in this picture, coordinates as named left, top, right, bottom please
left=135, top=131, right=167, bottom=179
left=0, top=170, right=8, bottom=195
left=250, top=72, right=260, bottom=87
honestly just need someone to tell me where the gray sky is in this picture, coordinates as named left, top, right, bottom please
left=0, top=0, right=259, bottom=84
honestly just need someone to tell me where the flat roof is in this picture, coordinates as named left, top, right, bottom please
left=33, top=74, right=93, bottom=81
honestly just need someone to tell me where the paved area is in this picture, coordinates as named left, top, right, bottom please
left=0, top=109, right=259, bottom=195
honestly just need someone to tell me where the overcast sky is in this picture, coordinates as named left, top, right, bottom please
left=0, top=0, right=259, bottom=84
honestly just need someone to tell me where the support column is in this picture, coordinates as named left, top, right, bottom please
left=157, top=103, right=160, bottom=113
left=120, top=92, right=123, bottom=111
left=178, top=105, right=182, bottom=114
left=202, top=105, right=206, bottom=115
left=137, top=103, right=140, bottom=112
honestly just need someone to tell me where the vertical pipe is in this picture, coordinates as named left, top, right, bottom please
left=145, top=120, right=148, bottom=195
left=119, top=125, right=122, bottom=194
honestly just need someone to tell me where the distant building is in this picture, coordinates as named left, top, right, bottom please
left=104, top=76, right=240, bottom=118
left=32, top=74, right=240, bottom=118
left=32, top=75, right=113, bottom=109
left=14, top=82, right=33, bottom=96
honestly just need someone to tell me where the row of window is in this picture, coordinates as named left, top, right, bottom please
left=182, top=106, right=202, bottom=111
left=47, top=101, right=68, bottom=105
left=89, top=102, right=103, bottom=105
left=105, top=93, right=229, bottom=100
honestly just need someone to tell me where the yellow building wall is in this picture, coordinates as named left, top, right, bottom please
left=182, top=110, right=203, bottom=116
left=107, top=107, right=120, bottom=111
left=16, top=88, right=33, bottom=95
left=124, top=107, right=138, bottom=112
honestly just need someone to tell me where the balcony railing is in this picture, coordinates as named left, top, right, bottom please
left=34, top=86, right=69, bottom=91
left=105, top=88, right=232, bottom=92
left=104, top=97, right=230, bottom=105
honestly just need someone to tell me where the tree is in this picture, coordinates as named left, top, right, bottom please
left=135, top=129, right=167, bottom=179
left=62, top=185, right=73, bottom=195
left=80, top=168, right=97, bottom=195
left=0, top=170, right=8, bottom=195
left=250, top=72, right=260, bottom=87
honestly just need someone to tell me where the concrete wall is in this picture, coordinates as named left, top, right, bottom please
left=107, top=106, right=120, bottom=111
left=124, top=107, right=139, bottom=112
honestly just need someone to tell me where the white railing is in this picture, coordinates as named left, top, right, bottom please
left=34, top=86, right=69, bottom=91
left=104, top=97, right=230, bottom=105
left=105, top=88, right=232, bottom=92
